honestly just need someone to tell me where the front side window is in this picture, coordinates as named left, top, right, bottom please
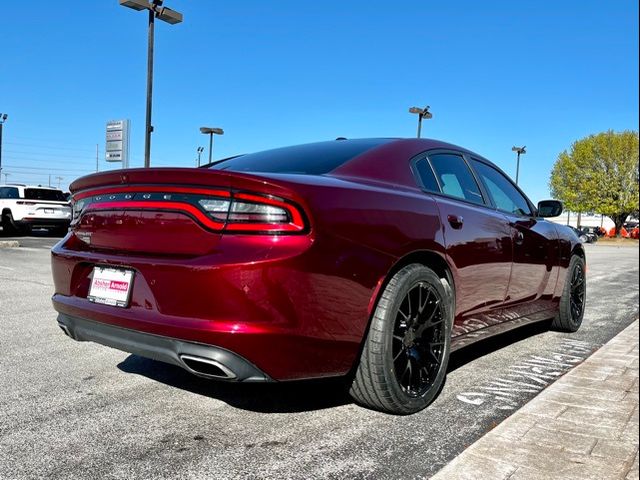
left=471, top=159, right=532, bottom=216
left=0, top=187, right=19, bottom=199
left=428, top=153, right=484, bottom=205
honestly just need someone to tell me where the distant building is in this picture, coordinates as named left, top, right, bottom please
left=547, top=212, right=614, bottom=229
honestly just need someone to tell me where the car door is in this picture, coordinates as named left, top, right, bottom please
left=413, top=151, right=513, bottom=335
left=469, top=158, right=559, bottom=315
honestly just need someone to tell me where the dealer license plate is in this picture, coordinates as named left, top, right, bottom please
left=88, top=267, right=134, bottom=308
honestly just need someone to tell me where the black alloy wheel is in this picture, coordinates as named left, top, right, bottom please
left=350, top=264, right=453, bottom=414
left=569, top=262, right=586, bottom=322
left=551, top=254, right=586, bottom=332
left=392, top=282, right=446, bottom=397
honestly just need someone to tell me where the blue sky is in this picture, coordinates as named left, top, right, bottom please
left=0, top=1, right=638, bottom=201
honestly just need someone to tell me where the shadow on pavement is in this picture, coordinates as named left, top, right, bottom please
left=0, top=226, right=66, bottom=238
left=117, top=320, right=552, bottom=413
left=117, top=354, right=353, bottom=413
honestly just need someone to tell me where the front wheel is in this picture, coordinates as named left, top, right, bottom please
left=349, top=264, right=453, bottom=414
left=551, top=255, right=586, bottom=332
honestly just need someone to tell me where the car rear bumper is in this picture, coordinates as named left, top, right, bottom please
left=18, top=217, right=70, bottom=228
left=57, top=312, right=272, bottom=382
left=51, top=234, right=370, bottom=381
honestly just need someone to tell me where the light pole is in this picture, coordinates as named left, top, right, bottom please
left=196, top=146, right=204, bottom=167
left=0, top=113, right=8, bottom=181
left=200, top=127, right=224, bottom=164
left=119, top=0, right=183, bottom=168
left=408, top=106, right=432, bottom=138
left=3, top=173, right=9, bottom=183
left=56, top=176, right=64, bottom=189
left=512, top=146, right=526, bottom=185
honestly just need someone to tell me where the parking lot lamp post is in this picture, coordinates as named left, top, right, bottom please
left=0, top=113, right=8, bottom=181
left=200, top=127, right=224, bottom=164
left=511, top=146, right=526, bottom=185
left=196, top=146, right=204, bottom=167
left=408, top=106, right=432, bottom=138
left=119, top=0, right=183, bottom=168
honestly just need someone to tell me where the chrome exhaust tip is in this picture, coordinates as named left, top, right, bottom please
left=58, top=323, right=72, bottom=338
left=179, top=354, right=237, bottom=379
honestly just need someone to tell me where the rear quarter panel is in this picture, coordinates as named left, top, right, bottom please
left=266, top=174, right=446, bottom=345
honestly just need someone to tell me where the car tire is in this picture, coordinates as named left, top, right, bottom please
left=1, top=211, right=18, bottom=236
left=551, top=255, right=586, bottom=332
left=349, top=264, right=453, bottom=414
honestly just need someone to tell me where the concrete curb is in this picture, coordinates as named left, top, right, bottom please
left=0, top=240, right=20, bottom=248
left=431, top=320, right=640, bottom=480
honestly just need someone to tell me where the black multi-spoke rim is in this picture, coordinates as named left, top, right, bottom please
left=569, top=264, right=586, bottom=322
left=392, top=282, right=446, bottom=397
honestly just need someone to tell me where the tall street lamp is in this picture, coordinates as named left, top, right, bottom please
left=512, top=146, right=526, bottom=185
left=0, top=113, right=8, bottom=181
left=196, top=146, right=204, bottom=167
left=200, top=127, right=224, bottom=164
left=119, top=0, right=183, bottom=168
left=408, top=106, right=432, bottom=138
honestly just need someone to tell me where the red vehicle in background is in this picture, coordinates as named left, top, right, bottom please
left=51, top=138, right=586, bottom=414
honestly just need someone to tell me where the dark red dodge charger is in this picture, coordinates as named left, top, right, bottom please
left=51, top=138, right=586, bottom=414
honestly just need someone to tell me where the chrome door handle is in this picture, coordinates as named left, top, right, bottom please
left=514, top=231, right=524, bottom=245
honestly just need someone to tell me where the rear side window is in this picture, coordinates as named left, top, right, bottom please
left=0, top=187, right=19, bottom=199
left=428, top=153, right=484, bottom=205
left=210, top=139, right=391, bottom=175
left=414, top=159, right=440, bottom=192
left=470, top=159, right=532, bottom=216
left=24, top=188, right=66, bottom=201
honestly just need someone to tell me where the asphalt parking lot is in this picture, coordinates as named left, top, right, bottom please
left=0, top=239, right=638, bottom=480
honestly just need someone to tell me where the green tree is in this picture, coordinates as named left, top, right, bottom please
left=550, top=130, right=639, bottom=236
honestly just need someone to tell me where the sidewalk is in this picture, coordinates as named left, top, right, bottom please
left=432, top=320, right=639, bottom=480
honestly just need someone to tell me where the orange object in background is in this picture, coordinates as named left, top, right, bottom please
left=607, top=227, right=629, bottom=238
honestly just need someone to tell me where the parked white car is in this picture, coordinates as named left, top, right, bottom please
left=0, top=184, right=71, bottom=235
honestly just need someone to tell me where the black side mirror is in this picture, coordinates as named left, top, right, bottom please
left=537, top=200, right=563, bottom=218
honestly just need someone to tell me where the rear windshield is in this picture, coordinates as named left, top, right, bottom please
left=210, top=139, right=391, bottom=175
left=24, top=188, right=66, bottom=201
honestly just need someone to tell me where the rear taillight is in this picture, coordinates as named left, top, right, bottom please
left=74, top=187, right=307, bottom=234
left=199, top=193, right=305, bottom=233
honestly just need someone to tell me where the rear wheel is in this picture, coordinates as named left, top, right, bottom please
left=551, top=255, right=586, bottom=332
left=349, top=264, right=453, bottom=414
left=1, top=211, right=18, bottom=236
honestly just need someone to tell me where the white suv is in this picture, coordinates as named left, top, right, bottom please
left=0, top=184, right=72, bottom=235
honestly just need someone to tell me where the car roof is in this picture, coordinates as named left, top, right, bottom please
left=0, top=184, right=61, bottom=190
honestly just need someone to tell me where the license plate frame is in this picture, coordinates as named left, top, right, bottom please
left=88, top=266, right=135, bottom=308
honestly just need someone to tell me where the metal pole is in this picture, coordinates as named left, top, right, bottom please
left=417, top=115, right=422, bottom=139
left=0, top=122, right=4, bottom=180
left=96, top=144, right=99, bottom=172
left=144, top=8, right=155, bottom=168
left=208, top=133, right=213, bottom=164
left=515, top=151, right=521, bottom=185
